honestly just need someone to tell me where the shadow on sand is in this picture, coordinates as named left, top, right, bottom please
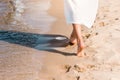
left=0, top=30, right=76, bottom=56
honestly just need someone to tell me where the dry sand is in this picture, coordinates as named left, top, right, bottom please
left=40, top=0, right=120, bottom=80
left=0, top=0, right=120, bottom=80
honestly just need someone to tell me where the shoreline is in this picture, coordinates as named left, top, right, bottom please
left=47, top=0, right=72, bottom=36
left=0, top=0, right=120, bottom=80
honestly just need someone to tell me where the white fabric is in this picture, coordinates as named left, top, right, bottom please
left=64, top=0, right=99, bottom=28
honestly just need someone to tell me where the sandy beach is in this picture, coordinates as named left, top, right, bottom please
left=0, top=0, right=120, bottom=80
left=40, top=0, right=120, bottom=80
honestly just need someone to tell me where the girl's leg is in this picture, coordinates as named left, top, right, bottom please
left=72, top=24, right=85, bottom=57
left=70, top=27, right=77, bottom=45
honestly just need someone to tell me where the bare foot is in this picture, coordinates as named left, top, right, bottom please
left=69, top=37, right=77, bottom=45
left=69, top=32, right=77, bottom=45
left=77, top=43, right=85, bottom=57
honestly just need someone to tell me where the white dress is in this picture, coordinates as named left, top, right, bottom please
left=64, top=0, right=99, bottom=28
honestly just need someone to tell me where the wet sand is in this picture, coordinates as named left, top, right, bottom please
left=0, top=0, right=120, bottom=80
left=0, top=0, right=57, bottom=80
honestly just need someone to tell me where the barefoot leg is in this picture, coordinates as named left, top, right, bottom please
left=77, top=42, right=85, bottom=57
left=72, top=24, right=85, bottom=57
left=70, top=27, right=77, bottom=45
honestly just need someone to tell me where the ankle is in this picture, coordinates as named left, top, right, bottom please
left=77, top=40, right=85, bottom=47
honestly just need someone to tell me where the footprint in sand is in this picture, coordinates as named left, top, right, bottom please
left=64, top=64, right=86, bottom=73
left=64, top=65, right=72, bottom=73
left=73, top=64, right=86, bottom=73
left=85, top=33, right=91, bottom=39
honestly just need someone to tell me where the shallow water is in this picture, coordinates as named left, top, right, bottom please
left=0, top=0, right=56, bottom=33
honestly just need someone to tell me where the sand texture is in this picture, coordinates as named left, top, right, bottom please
left=0, top=0, right=120, bottom=80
